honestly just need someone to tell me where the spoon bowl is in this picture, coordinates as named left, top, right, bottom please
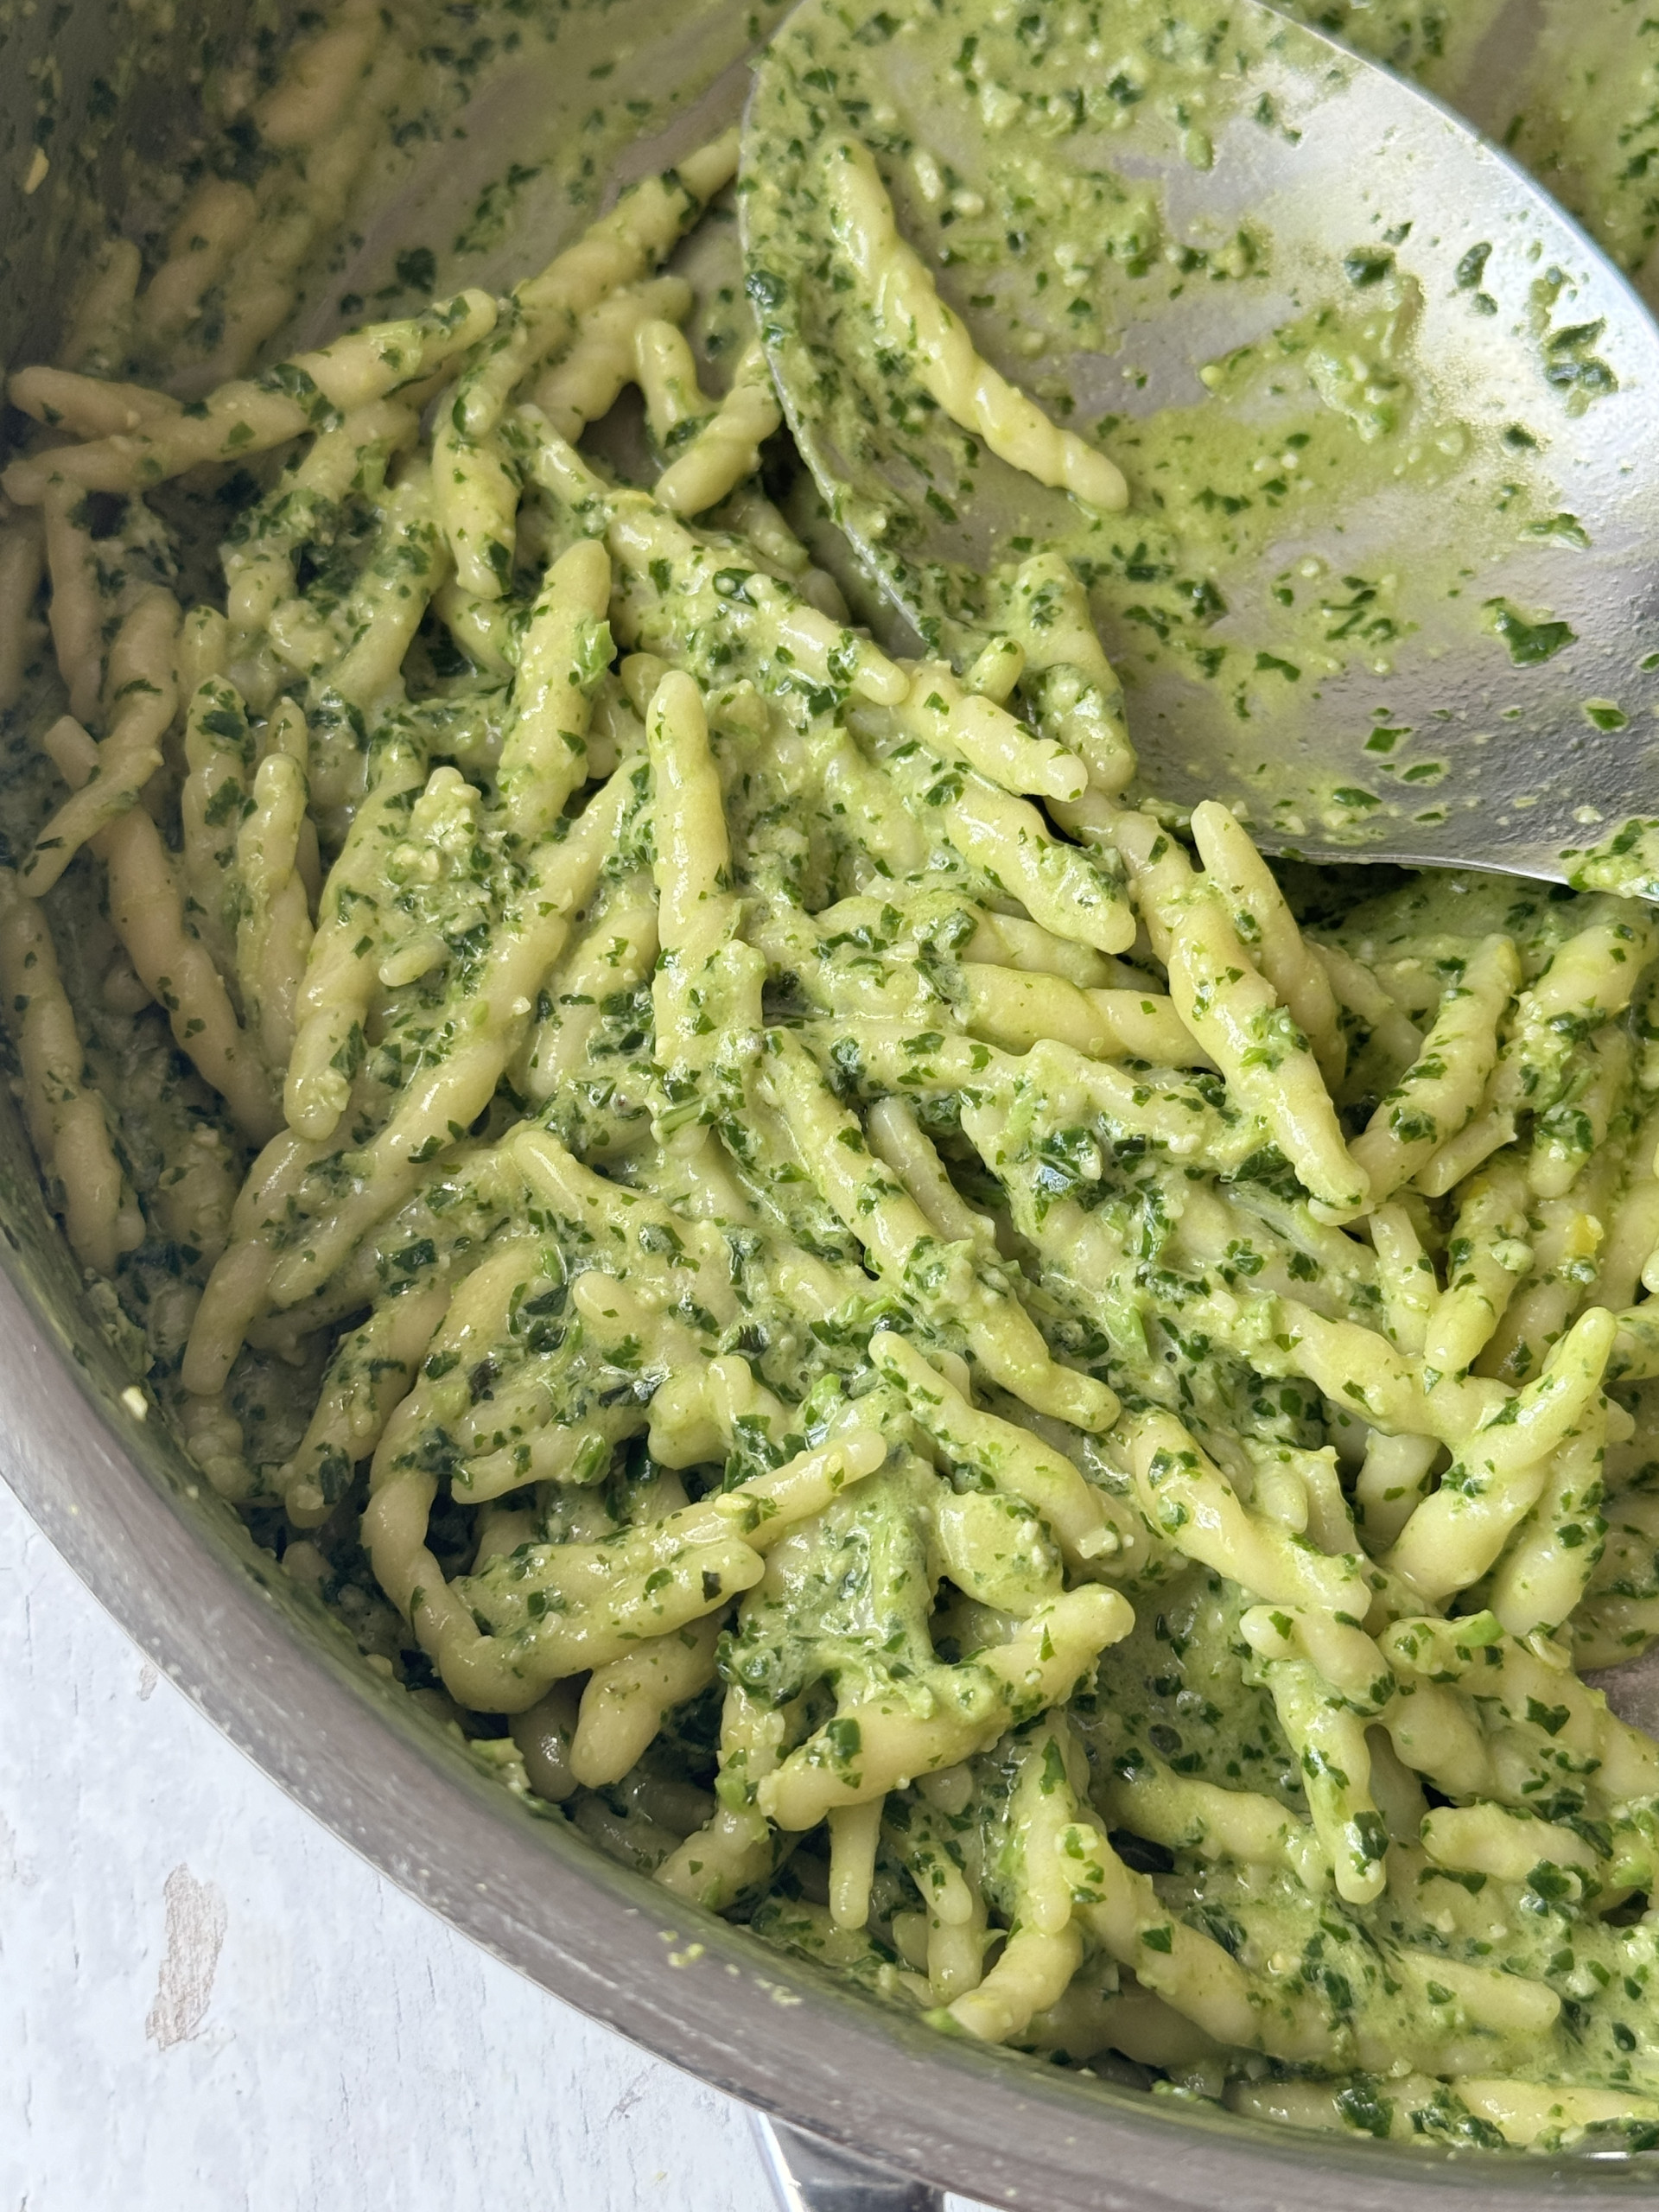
left=741, top=0, right=1659, bottom=891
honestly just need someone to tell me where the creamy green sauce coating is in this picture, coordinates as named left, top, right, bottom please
left=741, top=0, right=1659, bottom=887
left=6, top=0, right=1659, bottom=2159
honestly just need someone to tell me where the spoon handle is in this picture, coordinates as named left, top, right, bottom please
left=755, top=2113, right=949, bottom=2212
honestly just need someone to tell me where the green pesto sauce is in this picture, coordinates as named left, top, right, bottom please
left=741, top=0, right=1659, bottom=877
left=10, top=0, right=1659, bottom=2147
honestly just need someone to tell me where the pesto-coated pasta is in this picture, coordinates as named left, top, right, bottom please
left=6, top=35, right=1659, bottom=2164
left=823, top=139, right=1128, bottom=515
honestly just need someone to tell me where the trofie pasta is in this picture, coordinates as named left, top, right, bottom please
left=9, top=0, right=1659, bottom=2162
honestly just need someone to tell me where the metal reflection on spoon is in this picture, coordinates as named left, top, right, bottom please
left=741, top=0, right=1659, bottom=890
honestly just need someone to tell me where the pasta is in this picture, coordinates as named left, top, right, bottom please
left=5, top=0, right=1659, bottom=2164
left=823, top=140, right=1129, bottom=515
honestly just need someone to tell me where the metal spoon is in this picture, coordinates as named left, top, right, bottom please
left=741, top=0, right=1659, bottom=891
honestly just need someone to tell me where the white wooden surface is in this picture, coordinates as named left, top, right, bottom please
left=0, top=1477, right=996, bottom=2211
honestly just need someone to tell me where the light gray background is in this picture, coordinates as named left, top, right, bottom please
left=0, top=1477, right=997, bottom=2210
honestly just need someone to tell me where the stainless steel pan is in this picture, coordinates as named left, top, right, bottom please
left=3, top=4, right=1657, bottom=2204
